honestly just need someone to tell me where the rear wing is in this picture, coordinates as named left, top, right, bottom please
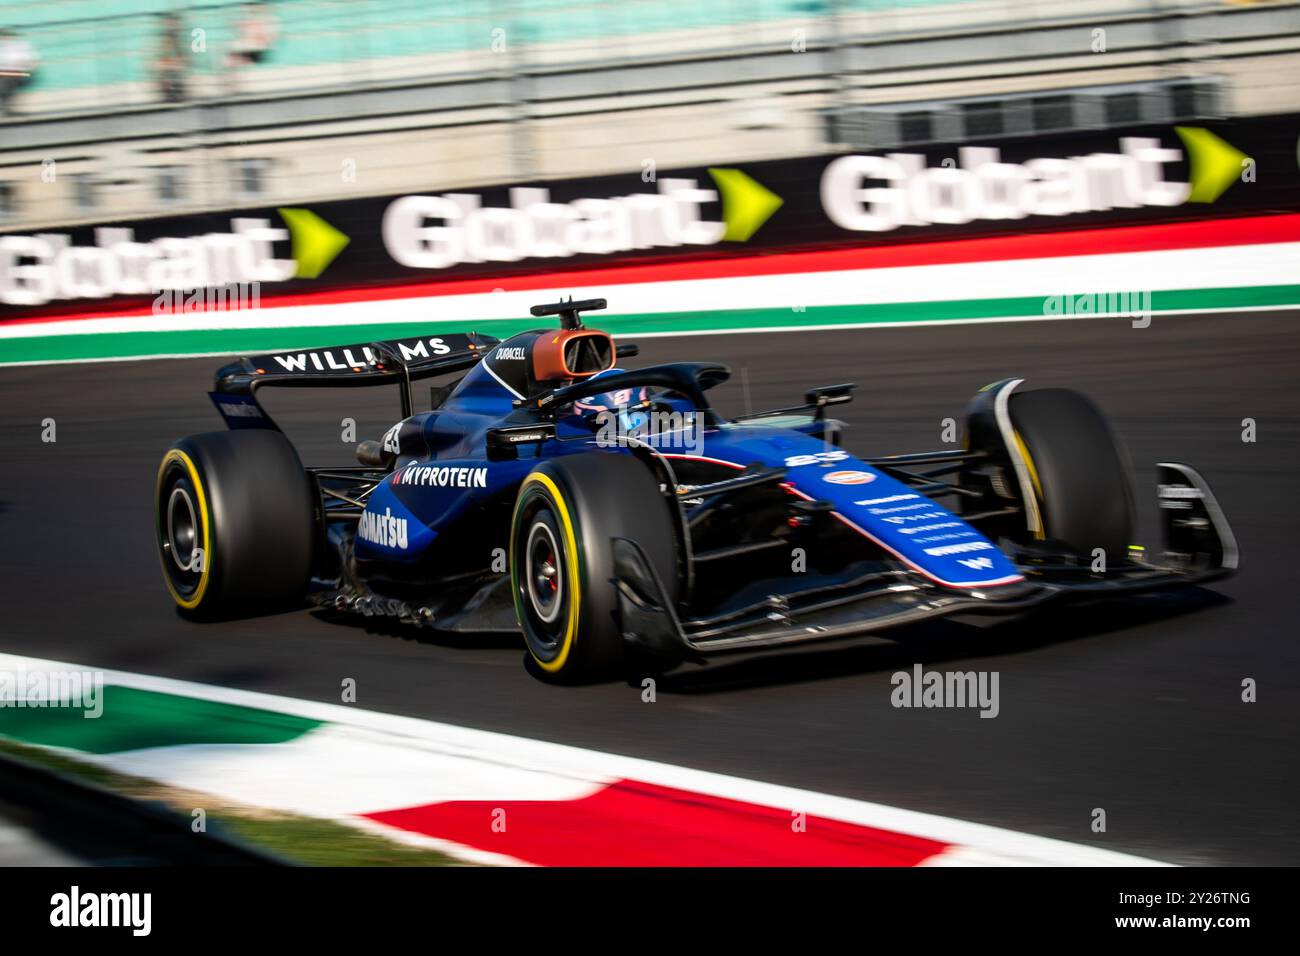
left=210, top=331, right=499, bottom=430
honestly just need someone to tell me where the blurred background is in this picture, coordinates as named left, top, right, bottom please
left=1, top=0, right=1297, bottom=230
left=1, top=0, right=1299, bottom=871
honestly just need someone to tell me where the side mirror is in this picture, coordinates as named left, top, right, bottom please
left=804, top=383, right=855, bottom=408
left=486, top=423, right=556, bottom=460
left=805, top=384, right=855, bottom=421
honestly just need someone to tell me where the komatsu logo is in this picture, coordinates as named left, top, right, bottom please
left=821, top=138, right=1189, bottom=232
left=382, top=180, right=725, bottom=270
left=358, top=507, right=408, bottom=550
left=0, top=219, right=295, bottom=306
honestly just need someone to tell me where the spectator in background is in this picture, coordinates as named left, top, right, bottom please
left=156, top=13, right=188, bottom=103
left=0, top=30, right=38, bottom=116
left=226, top=2, right=278, bottom=71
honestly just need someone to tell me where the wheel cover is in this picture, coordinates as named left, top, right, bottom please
left=511, top=474, right=582, bottom=672
left=155, top=450, right=212, bottom=608
left=525, top=520, right=564, bottom=624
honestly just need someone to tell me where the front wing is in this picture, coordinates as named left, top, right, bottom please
left=615, top=462, right=1237, bottom=662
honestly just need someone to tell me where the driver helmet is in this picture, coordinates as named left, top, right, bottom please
left=572, top=371, right=652, bottom=435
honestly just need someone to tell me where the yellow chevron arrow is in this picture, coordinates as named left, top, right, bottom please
left=1174, top=127, right=1251, bottom=204
left=277, top=207, right=350, bottom=279
left=707, top=168, right=784, bottom=242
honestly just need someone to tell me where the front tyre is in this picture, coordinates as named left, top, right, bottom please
left=510, top=452, right=680, bottom=683
left=1006, top=388, right=1136, bottom=559
left=155, top=430, right=315, bottom=617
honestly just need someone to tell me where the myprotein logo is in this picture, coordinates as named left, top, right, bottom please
left=0, top=219, right=296, bottom=306
left=382, top=179, right=727, bottom=270
left=392, top=464, right=488, bottom=489
left=821, top=137, right=1191, bottom=232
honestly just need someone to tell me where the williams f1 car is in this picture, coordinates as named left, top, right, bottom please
left=155, top=298, right=1237, bottom=682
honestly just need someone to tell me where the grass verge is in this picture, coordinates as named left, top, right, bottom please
left=0, top=737, right=467, bottom=866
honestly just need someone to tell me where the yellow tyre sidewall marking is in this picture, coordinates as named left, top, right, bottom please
left=512, top=472, right=581, bottom=673
left=1012, top=429, right=1046, bottom=540
left=155, top=449, right=212, bottom=609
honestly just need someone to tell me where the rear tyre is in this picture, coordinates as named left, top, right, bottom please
left=1006, top=388, right=1136, bottom=559
left=510, top=452, right=680, bottom=683
left=155, top=430, right=315, bottom=617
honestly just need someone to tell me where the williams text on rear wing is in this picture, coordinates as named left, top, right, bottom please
left=209, top=331, right=499, bottom=429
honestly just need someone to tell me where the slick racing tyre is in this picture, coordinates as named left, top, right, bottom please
left=1006, top=388, right=1136, bottom=560
left=510, top=452, right=680, bottom=683
left=155, top=430, right=315, bottom=617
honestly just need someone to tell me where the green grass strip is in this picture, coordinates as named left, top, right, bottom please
left=0, top=685, right=322, bottom=754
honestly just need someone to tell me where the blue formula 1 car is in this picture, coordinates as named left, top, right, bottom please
left=155, top=298, right=1237, bottom=682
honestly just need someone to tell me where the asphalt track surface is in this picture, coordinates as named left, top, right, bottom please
left=2, top=310, right=1298, bottom=865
